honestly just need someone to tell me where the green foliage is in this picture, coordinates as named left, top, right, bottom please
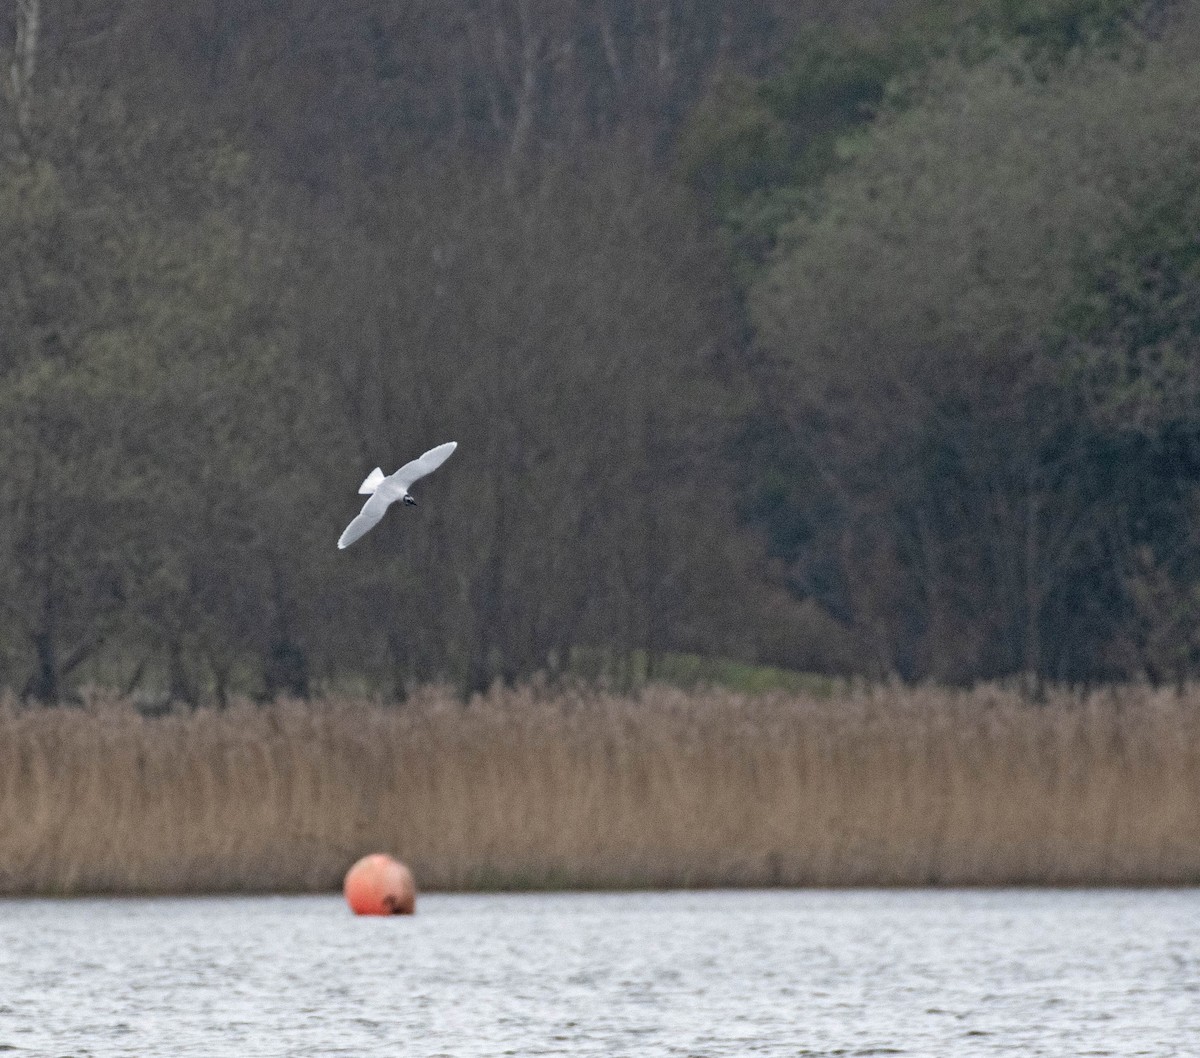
left=0, top=97, right=757, bottom=701
left=1056, top=168, right=1200, bottom=435
left=0, top=105, right=344, bottom=701
left=746, top=29, right=1200, bottom=681
left=678, top=25, right=926, bottom=261
left=569, top=647, right=836, bottom=695
left=1047, top=162, right=1200, bottom=680
left=650, top=653, right=839, bottom=696
left=974, top=0, right=1140, bottom=60
left=680, top=0, right=1154, bottom=263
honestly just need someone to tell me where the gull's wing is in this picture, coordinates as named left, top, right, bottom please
left=388, top=441, right=457, bottom=491
left=337, top=490, right=393, bottom=549
left=358, top=467, right=385, bottom=495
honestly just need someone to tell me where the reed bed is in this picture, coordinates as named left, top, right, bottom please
left=1, top=683, right=1198, bottom=895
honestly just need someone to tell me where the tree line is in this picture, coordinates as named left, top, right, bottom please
left=1, top=0, right=1198, bottom=701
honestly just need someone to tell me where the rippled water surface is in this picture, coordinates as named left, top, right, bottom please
left=1, top=888, right=1198, bottom=1056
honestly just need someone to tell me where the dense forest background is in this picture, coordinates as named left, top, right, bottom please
left=1, top=0, right=1199, bottom=703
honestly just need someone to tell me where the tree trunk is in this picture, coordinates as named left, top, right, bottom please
left=25, top=628, right=58, bottom=703
left=11, top=0, right=40, bottom=138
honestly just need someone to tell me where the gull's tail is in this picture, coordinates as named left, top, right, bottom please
left=358, top=467, right=385, bottom=495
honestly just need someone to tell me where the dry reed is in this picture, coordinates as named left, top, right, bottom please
left=1, top=683, right=1198, bottom=894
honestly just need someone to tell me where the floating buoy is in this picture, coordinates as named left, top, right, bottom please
left=343, top=853, right=417, bottom=915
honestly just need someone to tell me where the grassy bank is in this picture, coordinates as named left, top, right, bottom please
left=1, top=684, right=1198, bottom=895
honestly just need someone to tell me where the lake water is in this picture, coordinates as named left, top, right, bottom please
left=0, top=889, right=1197, bottom=1056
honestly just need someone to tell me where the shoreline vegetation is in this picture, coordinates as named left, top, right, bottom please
left=2, top=684, right=1198, bottom=896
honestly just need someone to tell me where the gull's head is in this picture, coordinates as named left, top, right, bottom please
left=403, top=494, right=417, bottom=507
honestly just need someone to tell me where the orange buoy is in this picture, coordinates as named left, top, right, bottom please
left=343, top=853, right=417, bottom=915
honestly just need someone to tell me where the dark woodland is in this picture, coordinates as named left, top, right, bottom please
left=2, top=0, right=1200, bottom=702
